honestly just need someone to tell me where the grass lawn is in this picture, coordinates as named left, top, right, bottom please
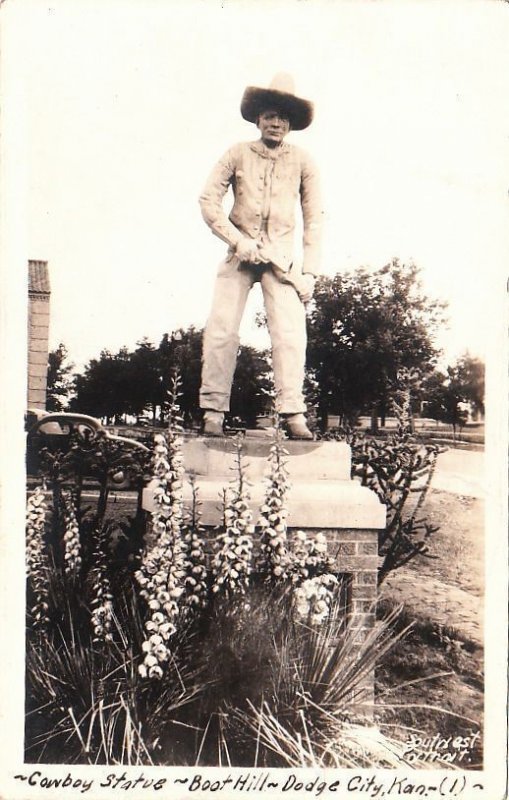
left=376, top=489, right=484, bottom=769
left=375, top=601, right=483, bottom=768
left=401, top=489, right=483, bottom=596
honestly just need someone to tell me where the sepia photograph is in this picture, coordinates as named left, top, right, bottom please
left=0, top=1, right=507, bottom=798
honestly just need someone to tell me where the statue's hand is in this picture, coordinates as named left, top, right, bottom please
left=295, top=274, right=316, bottom=303
left=236, top=237, right=262, bottom=263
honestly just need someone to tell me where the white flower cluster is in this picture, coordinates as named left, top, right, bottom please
left=25, top=485, right=50, bottom=629
left=288, top=531, right=338, bottom=624
left=62, top=491, right=82, bottom=579
left=183, top=523, right=208, bottom=608
left=136, top=430, right=187, bottom=679
left=290, top=530, right=334, bottom=584
left=182, top=480, right=209, bottom=609
left=212, top=443, right=254, bottom=599
left=258, top=426, right=291, bottom=581
left=293, top=573, right=339, bottom=625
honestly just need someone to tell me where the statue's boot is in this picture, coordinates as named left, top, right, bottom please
left=203, top=410, right=224, bottom=437
left=283, top=413, right=314, bottom=440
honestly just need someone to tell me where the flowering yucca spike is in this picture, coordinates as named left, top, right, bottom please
left=135, top=388, right=187, bottom=678
left=62, top=490, right=82, bottom=580
left=182, top=474, right=209, bottom=611
left=25, top=485, right=50, bottom=630
left=165, top=373, right=185, bottom=434
left=212, top=435, right=254, bottom=600
left=258, top=415, right=292, bottom=583
left=89, top=523, right=114, bottom=643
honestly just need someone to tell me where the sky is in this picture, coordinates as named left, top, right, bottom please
left=6, top=0, right=509, bottom=370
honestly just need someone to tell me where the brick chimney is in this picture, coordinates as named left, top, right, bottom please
left=27, top=260, right=51, bottom=409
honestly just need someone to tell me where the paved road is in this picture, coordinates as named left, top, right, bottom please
left=432, top=449, right=484, bottom=498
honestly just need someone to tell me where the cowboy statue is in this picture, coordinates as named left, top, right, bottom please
left=199, top=72, right=322, bottom=439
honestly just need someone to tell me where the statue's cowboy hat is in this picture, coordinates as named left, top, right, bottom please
left=240, top=72, right=314, bottom=131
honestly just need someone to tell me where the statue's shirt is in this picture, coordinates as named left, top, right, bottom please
left=199, top=139, right=322, bottom=276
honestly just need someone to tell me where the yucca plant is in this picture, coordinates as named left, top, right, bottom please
left=25, top=571, right=208, bottom=765
left=61, top=489, right=82, bottom=580
left=257, top=416, right=292, bottom=582
left=188, top=585, right=295, bottom=766
left=26, top=484, right=51, bottom=631
left=238, top=601, right=414, bottom=768
left=212, top=435, right=254, bottom=601
left=181, top=473, right=209, bottom=611
left=135, top=382, right=188, bottom=678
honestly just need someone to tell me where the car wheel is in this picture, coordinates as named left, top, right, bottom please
left=109, top=470, right=132, bottom=491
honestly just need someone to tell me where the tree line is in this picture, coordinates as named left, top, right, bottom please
left=47, top=261, right=484, bottom=431
left=48, top=330, right=272, bottom=429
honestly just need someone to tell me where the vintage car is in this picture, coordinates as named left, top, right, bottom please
left=26, top=410, right=150, bottom=489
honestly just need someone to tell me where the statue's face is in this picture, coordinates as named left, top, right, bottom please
left=257, top=109, right=290, bottom=147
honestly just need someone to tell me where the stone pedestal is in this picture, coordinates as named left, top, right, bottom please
left=142, top=433, right=386, bottom=711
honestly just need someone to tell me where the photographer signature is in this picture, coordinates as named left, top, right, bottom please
left=403, top=731, right=481, bottom=765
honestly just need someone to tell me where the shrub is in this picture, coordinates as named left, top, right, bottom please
left=351, top=434, right=439, bottom=583
left=322, top=370, right=441, bottom=583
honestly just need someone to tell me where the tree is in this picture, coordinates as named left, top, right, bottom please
left=72, top=349, right=126, bottom=422
left=306, top=260, right=446, bottom=429
left=453, top=353, right=484, bottom=417
left=47, top=343, right=75, bottom=411
left=423, top=370, right=468, bottom=435
left=128, top=339, right=163, bottom=421
left=423, top=354, right=485, bottom=434
left=158, top=328, right=204, bottom=426
left=230, top=345, right=272, bottom=427
left=71, top=329, right=273, bottom=427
